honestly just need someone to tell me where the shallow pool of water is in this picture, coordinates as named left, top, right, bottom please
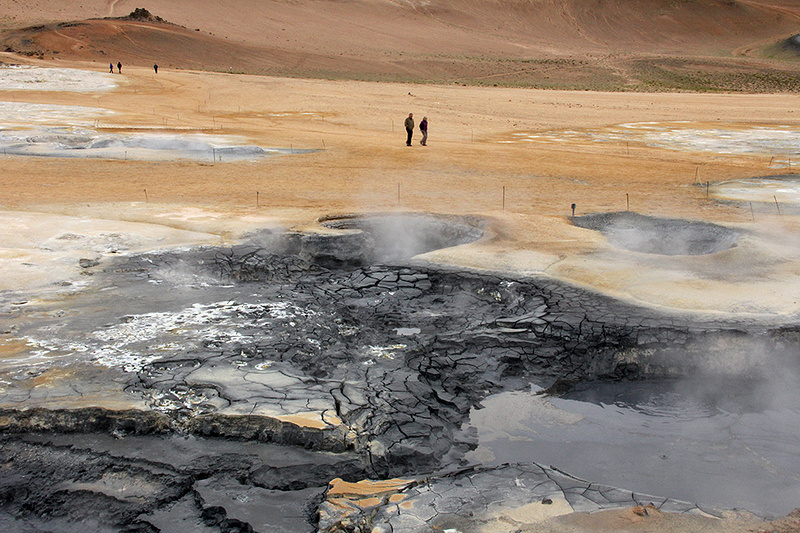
left=466, top=377, right=800, bottom=517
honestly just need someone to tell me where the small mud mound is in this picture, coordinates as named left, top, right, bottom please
left=308, top=213, right=485, bottom=265
left=572, top=211, right=739, bottom=256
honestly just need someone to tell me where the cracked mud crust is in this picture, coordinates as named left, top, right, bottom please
left=1, top=232, right=798, bottom=531
left=317, top=464, right=770, bottom=533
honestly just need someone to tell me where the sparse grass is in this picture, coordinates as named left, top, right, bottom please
left=195, top=55, right=626, bottom=92
left=627, top=57, right=800, bottom=93
left=188, top=53, right=800, bottom=94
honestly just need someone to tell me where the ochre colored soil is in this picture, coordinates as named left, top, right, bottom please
left=1, top=2, right=800, bottom=529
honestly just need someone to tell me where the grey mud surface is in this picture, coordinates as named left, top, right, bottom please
left=0, top=213, right=798, bottom=532
left=571, top=211, right=741, bottom=256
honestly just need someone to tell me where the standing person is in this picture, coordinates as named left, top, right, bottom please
left=117, top=62, right=122, bottom=74
left=419, top=116, right=428, bottom=146
left=404, top=113, right=414, bottom=146
left=153, top=64, right=158, bottom=74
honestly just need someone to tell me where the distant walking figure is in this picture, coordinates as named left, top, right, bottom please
left=117, top=62, right=122, bottom=74
left=404, top=113, right=414, bottom=146
left=153, top=64, right=158, bottom=74
left=419, top=116, right=428, bottom=146
left=109, top=63, right=114, bottom=73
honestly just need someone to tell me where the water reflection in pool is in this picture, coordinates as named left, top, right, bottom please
left=466, top=376, right=800, bottom=517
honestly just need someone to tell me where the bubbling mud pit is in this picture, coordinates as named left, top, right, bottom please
left=1, top=212, right=800, bottom=531
left=571, top=211, right=741, bottom=256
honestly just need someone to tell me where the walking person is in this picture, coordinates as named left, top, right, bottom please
left=404, top=113, right=414, bottom=146
left=117, top=62, right=122, bottom=74
left=419, top=116, right=428, bottom=146
left=109, top=63, right=114, bottom=73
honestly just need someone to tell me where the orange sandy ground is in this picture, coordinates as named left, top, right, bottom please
left=4, top=55, right=800, bottom=313
left=2, top=57, right=800, bottom=531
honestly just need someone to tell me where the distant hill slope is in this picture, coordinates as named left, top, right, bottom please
left=2, top=0, right=800, bottom=91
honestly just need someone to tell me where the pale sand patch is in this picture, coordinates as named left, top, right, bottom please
left=419, top=213, right=605, bottom=274
left=0, top=65, right=117, bottom=92
left=0, top=100, right=110, bottom=124
left=531, top=507, right=766, bottom=533
left=0, top=210, right=221, bottom=295
left=276, top=412, right=342, bottom=430
left=485, top=497, right=574, bottom=529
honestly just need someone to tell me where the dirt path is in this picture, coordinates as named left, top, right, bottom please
left=106, top=0, right=121, bottom=18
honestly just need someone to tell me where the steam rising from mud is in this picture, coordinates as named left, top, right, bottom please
left=571, top=211, right=739, bottom=255
left=319, top=213, right=485, bottom=263
left=468, top=337, right=800, bottom=517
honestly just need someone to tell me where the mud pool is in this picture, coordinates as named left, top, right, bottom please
left=467, top=377, right=800, bottom=517
left=2, top=213, right=800, bottom=531
left=571, top=211, right=740, bottom=256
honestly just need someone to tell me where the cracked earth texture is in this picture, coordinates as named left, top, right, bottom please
left=1, top=215, right=798, bottom=531
left=317, top=463, right=757, bottom=532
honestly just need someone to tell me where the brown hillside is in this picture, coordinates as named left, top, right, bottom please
left=2, top=0, right=800, bottom=90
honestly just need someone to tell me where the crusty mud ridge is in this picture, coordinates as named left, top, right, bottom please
left=1, top=215, right=798, bottom=531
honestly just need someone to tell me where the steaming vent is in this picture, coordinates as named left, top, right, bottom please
left=306, top=213, right=485, bottom=266
left=571, top=211, right=739, bottom=256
